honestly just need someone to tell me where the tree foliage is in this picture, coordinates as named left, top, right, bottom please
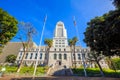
left=5, top=54, right=17, bottom=63
left=0, top=8, right=18, bottom=46
left=113, top=0, right=120, bottom=9
left=44, top=39, right=53, bottom=49
left=84, top=9, right=120, bottom=57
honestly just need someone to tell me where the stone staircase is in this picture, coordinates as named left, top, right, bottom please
left=47, top=65, right=73, bottom=76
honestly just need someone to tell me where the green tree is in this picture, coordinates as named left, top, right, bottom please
left=44, top=39, right=53, bottom=65
left=5, top=54, right=17, bottom=63
left=0, top=8, right=18, bottom=53
left=84, top=1, right=120, bottom=73
left=113, top=0, right=120, bottom=9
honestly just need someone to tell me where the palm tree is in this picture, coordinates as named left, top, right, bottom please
left=68, top=39, right=74, bottom=67
left=44, top=39, right=53, bottom=65
left=68, top=37, right=78, bottom=68
left=72, top=37, right=78, bottom=68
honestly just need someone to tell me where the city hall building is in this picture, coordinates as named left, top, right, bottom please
left=15, top=21, right=108, bottom=68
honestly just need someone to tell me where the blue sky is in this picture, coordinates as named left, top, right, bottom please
left=0, top=0, right=115, bottom=47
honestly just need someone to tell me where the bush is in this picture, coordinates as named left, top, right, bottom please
left=112, top=58, right=120, bottom=70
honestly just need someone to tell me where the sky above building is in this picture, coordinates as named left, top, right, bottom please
left=0, top=0, right=115, bottom=47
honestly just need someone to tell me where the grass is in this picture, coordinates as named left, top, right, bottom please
left=0, top=66, right=49, bottom=76
left=72, top=68, right=120, bottom=77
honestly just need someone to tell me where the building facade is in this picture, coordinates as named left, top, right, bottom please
left=16, top=21, right=108, bottom=68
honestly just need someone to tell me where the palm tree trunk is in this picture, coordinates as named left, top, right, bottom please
left=73, top=45, right=76, bottom=68
left=47, top=48, right=50, bottom=65
left=70, top=46, right=73, bottom=67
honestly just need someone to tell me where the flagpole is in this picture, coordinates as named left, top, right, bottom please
left=33, top=15, right=47, bottom=79
left=73, top=16, right=87, bottom=77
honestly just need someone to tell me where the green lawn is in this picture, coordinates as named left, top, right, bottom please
left=0, top=66, right=49, bottom=76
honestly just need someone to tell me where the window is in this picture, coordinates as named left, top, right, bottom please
left=25, top=53, right=28, bottom=59
left=56, top=42, right=58, bottom=44
left=82, top=54, right=85, bottom=60
left=54, top=54, right=57, bottom=59
left=77, top=49, right=79, bottom=52
left=59, top=54, right=62, bottom=59
left=64, top=49, right=66, bottom=51
left=64, top=54, right=67, bottom=60
left=78, top=54, right=81, bottom=60
left=40, top=53, right=42, bottom=59
left=19, top=52, right=22, bottom=59
left=54, top=48, right=56, bottom=51
left=35, top=53, right=37, bottom=59
left=55, top=45, right=58, bottom=47
left=59, top=49, right=61, bottom=51
left=41, top=49, right=43, bottom=51
left=36, top=49, right=39, bottom=51
left=30, top=53, right=33, bottom=59
left=20, top=52, right=22, bottom=56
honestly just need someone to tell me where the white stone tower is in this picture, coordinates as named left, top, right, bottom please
left=53, top=21, right=68, bottom=48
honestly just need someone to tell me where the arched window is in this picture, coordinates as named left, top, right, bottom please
left=82, top=54, right=85, bottom=60
left=64, top=54, right=67, bottom=60
left=40, top=53, right=42, bottom=59
left=30, top=53, right=33, bottom=59
left=35, top=53, right=37, bottom=59
left=54, top=54, right=57, bottom=60
left=59, top=54, right=62, bottom=59
left=25, top=53, right=28, bottom=59
left=78, top=54, right=81, bottom=60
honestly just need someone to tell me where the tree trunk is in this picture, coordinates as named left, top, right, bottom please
left=17, top=47, right=26, bottom=72
left=96, top=59, right=104, bottom=77
left=46, top=48, right=50, bottom=66
left=70, top=46, right=73, bottom=67
left=73, top=45, right=76, bottom=68
left=17, top=41, right=29, bottom=73
left=108, top=56, right=116, bottom=72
